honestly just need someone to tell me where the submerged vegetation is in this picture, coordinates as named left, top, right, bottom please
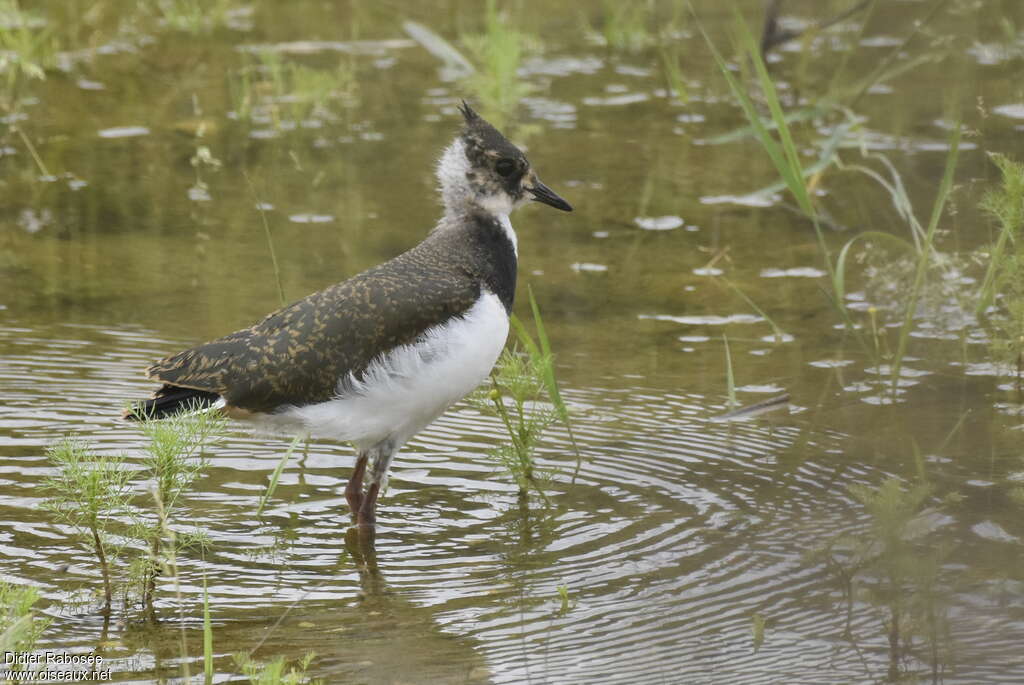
left=229, top=49, right=358, bottom=128
left=234, top=651, right=322, bottom=685
left=810, top=476, right=954, bottom=682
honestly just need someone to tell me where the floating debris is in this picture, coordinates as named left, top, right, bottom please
left=714, top=393, right=790, bottom=421
left=98, top=126, right=150, bottom=138
left=634, top=215, right=683, bottom=231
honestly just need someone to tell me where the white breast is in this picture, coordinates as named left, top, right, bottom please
left=268, top=290, right=509, bottom=450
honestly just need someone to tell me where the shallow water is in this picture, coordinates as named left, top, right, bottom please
left=2, top=1, right=1024, bottom=683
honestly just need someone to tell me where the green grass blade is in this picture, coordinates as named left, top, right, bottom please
left=745, top=115, right=852, bottom=201
left=890, top=122, right=961, bottom=390
left=244, top=170, right=287, bottom=307
left=721, top=279, right=786, bottom=342
left=723, top=334, right=737, bottom=408
left=701, top=33, right=794, bottom=203
left=834, top=230, right=917, bottom=303
left=203, top=575, right=213, bottom=684
left=509, top=313, right=542, bottom=359
left=257, top=435, right=302, bottom=516
left=704, top=105, right=828, bottom=145
left=527, top=286, right=563, bottom=420
left=697, top=6, right=839, bottom=290
left=526, top=285, right=582, bottom=465
left=731, top=7, right=813, bottom=217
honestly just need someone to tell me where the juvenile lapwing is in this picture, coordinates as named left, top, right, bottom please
left=126, top=102, right=572, bottom=529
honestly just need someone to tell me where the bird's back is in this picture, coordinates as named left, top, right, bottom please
left=147, top=211, right=516, bottom=414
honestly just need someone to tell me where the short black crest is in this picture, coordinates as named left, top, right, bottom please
left=457, top=100, right=527, bottom=172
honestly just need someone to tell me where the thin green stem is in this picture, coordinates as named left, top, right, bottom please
left=244, top=170, right=287, bottom=307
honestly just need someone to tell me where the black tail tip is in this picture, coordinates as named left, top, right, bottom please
left=122, top=386, right=221, bottom=422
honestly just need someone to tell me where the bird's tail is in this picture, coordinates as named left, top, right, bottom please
left=123, top=384, right=221, bottom=421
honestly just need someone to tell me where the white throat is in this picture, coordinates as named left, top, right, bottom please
left=495, top=213, right=517, bottom=256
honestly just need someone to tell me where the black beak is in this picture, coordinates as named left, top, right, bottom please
left=527, top=178, right=572, bottom=212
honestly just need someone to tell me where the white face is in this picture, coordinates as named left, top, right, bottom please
left=436, top=138, right=529, bottom=217
left=477, top=189, right=523, bottom=215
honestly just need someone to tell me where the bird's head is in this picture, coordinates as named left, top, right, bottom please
left=437, top=101, right=572, bottom=217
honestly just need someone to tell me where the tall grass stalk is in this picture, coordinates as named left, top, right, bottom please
left=699, top=9, right=850, bottom=325
left=203, top=575, right=214, bottom=684
left=723, top=334, right=737, bottom=408
left=245, top=170, right=287, bottom=307
left=462, top=0, right=535, bottom=125
left=888, top=124, right=960, bottom=390
left=721, top=278, right=787, bottom=342
left=659, top=46, right=688, bottom=101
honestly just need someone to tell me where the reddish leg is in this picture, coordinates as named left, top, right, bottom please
left=354, top=440, right=394, bottom=531
left=357, top=481, right=380, bottom=528
left=345, top=451, right=369, bottom=517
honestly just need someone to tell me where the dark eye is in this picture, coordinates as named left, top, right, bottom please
left=495, top=158, right=517, bottom=177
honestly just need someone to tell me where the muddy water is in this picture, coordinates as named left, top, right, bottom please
left=2, top=1, right=1024, bottom=683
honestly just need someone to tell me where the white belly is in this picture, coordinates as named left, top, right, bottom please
left=268, top=290, right=509, bottom=449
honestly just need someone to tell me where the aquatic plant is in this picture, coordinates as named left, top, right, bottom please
left=722, top=334, right=737, bottom=409
left=974, top=154, right=1024, bottom=383
left=0, top=0, right=57, bottom=98
left=233, top=651, right=322, bottom=685
left=460, top=0, right=537, bottom=127
left=977, top=153, right=1024, bottom=314
left=43, top=438, right=133, bottom=612
left=153, top=0, right=235, bottom=34
left=229, top=50, right=358, bottom=128
left=555, top=583, right=576, bottom=616
left=811, top=477, right=953, bottom=682
left=472, top=288, right=576, bottom=501
left=592, top=0, right=659, bottom=52
left=586, top=0, right=686, bottom=53
left=0, top=582, right=50, bottom=656
left=703, top=8, right=964, bottom=397
left=132, top=406, right=226, bottom=619
left=0, top=0, right=60, bottom=180
left=478, top=346, right=558, bottom=502
left=42, top=406, right=224, bottom=623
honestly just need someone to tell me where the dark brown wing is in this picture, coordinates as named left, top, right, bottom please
left=147, top=241, right=481, bottom=413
